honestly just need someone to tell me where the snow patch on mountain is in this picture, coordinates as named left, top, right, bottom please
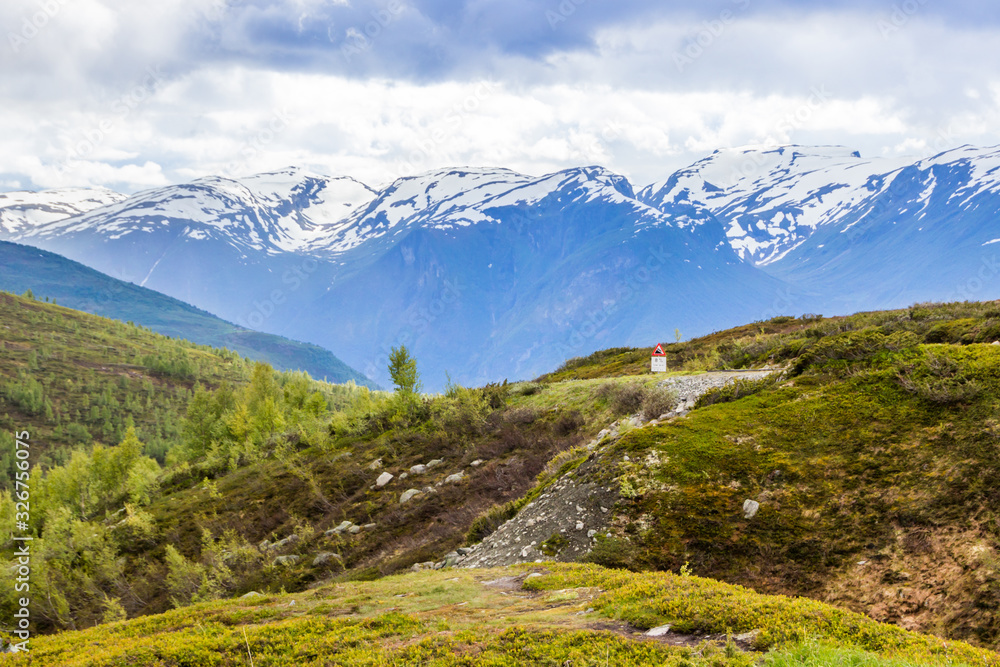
left=305, top=166, right=671, bottom=256
left=15, top=168, right=378, bottom=255
left=0, top=187, right=127, bottom=234
left=638, top=145, right=914, bottom=265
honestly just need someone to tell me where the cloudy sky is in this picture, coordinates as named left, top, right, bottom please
left=2, top=0, right=999, bottom=193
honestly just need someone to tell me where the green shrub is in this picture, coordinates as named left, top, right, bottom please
left=594, top=381, right=649, bottom=416
left=540, top=532, right=569, bottom=557
left=924, top=318, right=977, bottom=344
left=641, top=386, right=677, bottom=420
left=694, top=374, right=780, bottom=409
left=895, top=350, right=983, bottom=405
left=512, top=382, right=544, bottom=396
left=791, top=330, right=911, bottom=374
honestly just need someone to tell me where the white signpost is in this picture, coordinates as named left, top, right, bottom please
left=651, top=343, right=667, bottom=373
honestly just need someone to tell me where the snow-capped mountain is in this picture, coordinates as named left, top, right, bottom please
left=8, top=145, right=1000, bottom=389
left=4, top=165, right=785, bottom=388
left=761, top=145, right=1000, bottom=311
left=303, top=166, right=681, bottom=258
left=24, top=167, right=375, bottom=256
left=0, top=187, right=127, bottom=234
left=637, top=145, right=914, bottom=265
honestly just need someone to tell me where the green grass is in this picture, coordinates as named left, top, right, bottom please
left=9, top=295, right=1000, bottom=658
left=762, top=640, right=958, bottom=667
left=539, top=302, right=1000, bottom=382
left=576, top=340, right=1000, bottom=647
left=507, top=374, right=679, bottom=431
left=4, top=563, right=994, bottom=666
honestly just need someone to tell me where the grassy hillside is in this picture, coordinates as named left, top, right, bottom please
left=5, top=298, right=1000, bottom=662
left=0, top=241, right=375, bottom=387
left=540, top=302, right=1000, bottom=646
left=0, top=291, right=359, bottom=466
left=0, top=290, right=250, bottom=467
left=6, top=563, right=999, bottom=666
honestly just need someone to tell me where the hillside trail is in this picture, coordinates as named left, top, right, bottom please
left=455, top=369, right=775, bottom=569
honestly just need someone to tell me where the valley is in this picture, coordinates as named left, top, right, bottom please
left=6, top=145, right=1000, bottom=390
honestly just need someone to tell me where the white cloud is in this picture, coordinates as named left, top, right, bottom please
left=2, top=3, right=1000, bottom=193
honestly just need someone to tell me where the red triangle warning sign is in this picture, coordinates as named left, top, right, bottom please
left=652, top=344, right=665, bottom=356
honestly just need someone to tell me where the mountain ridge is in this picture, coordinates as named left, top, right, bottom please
left=6, top=144, right=1000, bottom=389
left=0, top=240, right=377, bottom=387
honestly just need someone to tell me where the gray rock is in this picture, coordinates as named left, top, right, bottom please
left=411, top=561, right=436, bottom=571
left=471, top=459, right=484, bottom=467
left=426, top=459, right=444, bottom=469
left=444, top=471, right=465, bottom=484
left=367, top=458, right=383, bottom=470
left=743, top=499, right=760, bottom=519
left=646, top=624, right=672, bottom=637
left=400, top=488, right=421, bottom=503
left=240, top=591, right=264, bottom=599
left=362, top=523, right=377, bottom=530
left=376, top=472, right=394, bottom=487
left=273, top=555, right=300, bottom=567
left=332, top=520, right=354, bottom=534
left=348, top=525, right=361, bottom=534
left=274, top=534, right=300, bottom=549
left=258, top=540, right=271, bottom=551
left=735, top=629, right=761, bottom=643
left=312, top=552, right=342, bottom=567
left=399, top=472, right=408, bottom=480
left=409, top=464, right=427, bottom=474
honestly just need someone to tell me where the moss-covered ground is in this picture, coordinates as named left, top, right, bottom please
left=5, top=563, right=998, bottom=666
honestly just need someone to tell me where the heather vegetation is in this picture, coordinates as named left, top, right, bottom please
left=10, top=564, right=999, bottom=666
left=4, top=294, right=1000, bottom=664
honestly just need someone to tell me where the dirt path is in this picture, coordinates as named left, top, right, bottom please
left=457, top=370, right=776, bottom=569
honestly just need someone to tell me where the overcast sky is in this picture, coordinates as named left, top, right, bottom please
left=2, top=0, right=999, bottom=193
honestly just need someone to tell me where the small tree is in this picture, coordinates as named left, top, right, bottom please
left=388, top=345, right=420, bottom=395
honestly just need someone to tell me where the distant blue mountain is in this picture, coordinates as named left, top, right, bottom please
left=0, top=240, right=376, bottom=388
left=7, top=146, right=1000, bottom=390
left=638, top=144, right=1000, bottom=315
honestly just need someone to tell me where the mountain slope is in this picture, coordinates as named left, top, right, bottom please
left=638, top=144, right=1000, bottom=312
left=0, top=241, right=374, bottom=387
left=761, top=145, right=1000, bottom=312
left=6, top=299, right=1000, bottom=657
left=8, top=167, right=790, bottom=389
left=0, top=186, right=126, bottom=234
left=0, top=290, right=241, bottom=464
